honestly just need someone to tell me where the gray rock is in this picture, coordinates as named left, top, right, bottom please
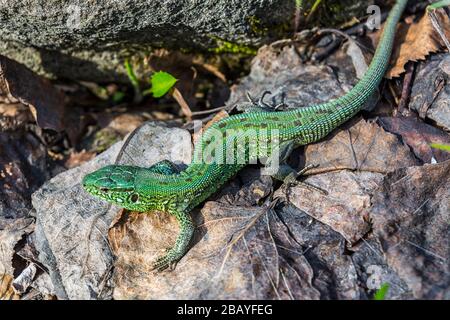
left=0, top=0, right=293, bottom=81
left=31, top=122, right=192, bottom=299
left=0, top=0, right=374, bottom=82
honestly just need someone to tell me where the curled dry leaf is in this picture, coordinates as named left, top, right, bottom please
left=12, top=263, right=38, bottom=295
left=0, top=218, right=35, bottom=276
left=379, top=116, right=450, bottom=163
left=0, top=55, right=66, bottom=131
left=0, top=101, right=33, bottom=131
left=386, top=9, right=450, bottom=79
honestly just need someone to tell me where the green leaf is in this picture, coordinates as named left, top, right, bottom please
left=430, top=143, right=450, bottom=152
left=149, top=71, right=177, bottom=98
left=374, top=283, right=390, bottom=300
left=112, top=91, right=125, bottom=103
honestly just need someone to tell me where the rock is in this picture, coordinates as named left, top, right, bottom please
left=0, top=0, right=294, bottom=82
left=31, top=122, right=192, bottom=299
left=0, top=0, right=375, bottom=82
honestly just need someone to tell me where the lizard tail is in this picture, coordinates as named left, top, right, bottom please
left=286, top=0, right=408, bottom=143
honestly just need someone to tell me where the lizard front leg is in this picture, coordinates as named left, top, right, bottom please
left=152, top=210, right=195, bottom=272
left=147, top=160, right=181, bottom=175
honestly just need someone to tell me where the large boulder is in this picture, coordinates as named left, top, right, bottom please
left=0, top=0, right=373, bottom=82
left=0, top=0, right=293, bottom=82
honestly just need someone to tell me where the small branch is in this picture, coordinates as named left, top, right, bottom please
left=171, top=87, right=193, bottom=121
left=396, top=62, right=415, bottom=117
left=190, top=105, right=226, bottom=117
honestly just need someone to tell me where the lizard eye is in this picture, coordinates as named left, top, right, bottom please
left=130, top=193, right=139, bottom=203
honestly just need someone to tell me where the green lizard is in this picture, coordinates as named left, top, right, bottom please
left=82, top=0, right=410, bottom=271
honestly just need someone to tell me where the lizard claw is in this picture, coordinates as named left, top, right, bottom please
left=151, top=249, right=178, bottom=272
left=283, top=164, right=328, bottom=195
left=245, top=90, right=288, bottom=112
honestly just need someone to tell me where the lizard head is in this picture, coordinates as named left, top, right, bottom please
left=82, top=165, right=148, bottom=211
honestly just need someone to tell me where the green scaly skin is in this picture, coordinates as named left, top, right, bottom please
left=83, top=0, right=409, bottom=271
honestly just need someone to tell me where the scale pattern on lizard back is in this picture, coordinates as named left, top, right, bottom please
left=83, top=0, right=409, bottom=271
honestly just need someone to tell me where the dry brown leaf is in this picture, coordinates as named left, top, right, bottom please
left=286, top=170, right=382, bottom=244
left=386, top=9, right=450, bottom=79
left=303, top=117, right=420, bottom=175
left=0, top=101, right=33, bottom=131
left=0, top=274, right=20, bottom=300
left=379, top=116, right=450, bottom=163
left=64, top=150, right=96, bottom=169
left=171, top=87, right=193, bottom=120
left=371, top=160, right=450, bottom=299
left=0, top=55, right=66, bottom=131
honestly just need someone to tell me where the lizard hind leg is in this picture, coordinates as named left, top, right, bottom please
left=262, top=141, right=328, bottom=195
left=151, top=210, right=195, bottom=272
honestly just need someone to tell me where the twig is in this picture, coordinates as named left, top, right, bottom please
left=171, top=87, right=193, bottom=120
left=396, top=62, right=415, bottom=117
left=190, top=105, right=227, bottom=117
